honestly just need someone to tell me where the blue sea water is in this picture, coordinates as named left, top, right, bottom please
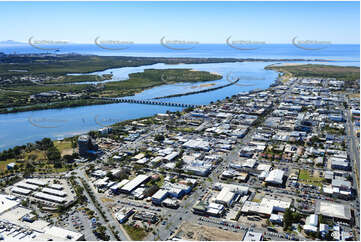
left=0, top=43, right=359, bottom=63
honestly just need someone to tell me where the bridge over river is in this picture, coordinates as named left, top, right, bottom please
left=94, top=97, right=201, bottom=108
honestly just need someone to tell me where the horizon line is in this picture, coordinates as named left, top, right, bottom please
left=1, top=41, right=360, bottom=45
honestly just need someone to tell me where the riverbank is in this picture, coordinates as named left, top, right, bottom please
left=153, top=77, right=243, bottom=99
left=0, top=68, right=221, bottom=114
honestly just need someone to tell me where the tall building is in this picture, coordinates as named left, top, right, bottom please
left=78, top=135, right=98, bottom=156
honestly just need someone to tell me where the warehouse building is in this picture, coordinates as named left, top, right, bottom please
left=42, top=188, right=67, bottom=197
left=0, top=198, right=84, bottom=241
left=26, top=179, right=47, bottom=187
left=120, top=175, right=150, bottom=194
left=16, top=182, right=39, bottom=191
left=315, top=201, right=352, bottom=223
left=33, top=192, right=66, bottom=204
left=11, top=187, right=32, bottom=196
left=152, top=189, right=168, bottom=205
left=48, top=184, right=63, bottom=190
left=265, top=169, right=285, bottom=186
left=241, top=197, right=291, bottom=217
left=243, top=231, right=263, bottom=241
left=110, top=179, right=129, bottom=194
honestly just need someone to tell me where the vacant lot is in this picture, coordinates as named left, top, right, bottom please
left=298, top=169, right=324, bottom=187
left=175, top=222, right=245, bottom=241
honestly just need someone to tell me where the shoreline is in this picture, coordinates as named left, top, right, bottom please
left=0, top=72, right=280, bottom=152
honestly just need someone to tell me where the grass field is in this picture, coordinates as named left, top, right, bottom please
left=123, top=224, right=147, bottom=241
left=298, top=169, right=325, bottom=187
left=0, top=158, right=16, bottom=172
left=54, top=140, right=73, bottom=156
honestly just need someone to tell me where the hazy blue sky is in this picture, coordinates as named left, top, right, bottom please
left=0, top=1, right=359, bottom=44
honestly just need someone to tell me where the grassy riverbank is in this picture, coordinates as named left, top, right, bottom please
left=0, top=68, right=221, bottom=113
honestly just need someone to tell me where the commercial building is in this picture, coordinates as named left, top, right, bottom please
left=152, top=189, right=168, bottom=205
left=265, top=169, right=285, bottom=185
left=11, top=187, right=32, bottom=195
left=315, top=201, right=352, bottom=222
left=120, top=175, right=150, bottom=194
left=78, top=134, right=98, bottom=156
left=115, top=208, right=135, bottom=223
left=33, top=192, right=66, bottom=204
left=214, top=188, right=237, bottom=207
left=26, top=179, right=47, bottom=187
left=304, top=214, right=318, bottom=233
left=241, top=197, right=291, bottom=217
left=110, top=179, right=129, bottom=194
left=0, top=195, right=83, bottom=241
left=48, top=184, right=63, bottom=190
left=330, top=157, right=350, bottom=171
left=182, top=139, right=210, bottom=151
left=243, top=231, right=263, bottom=241
left=16, top=182, right=39, bottom=191
left=42, top=188, right=67, bottom=197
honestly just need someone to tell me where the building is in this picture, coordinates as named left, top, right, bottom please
left=33, top=192, right=66, bottom=204
left=214, top=188, right=237, bottom=207
left=0, top=195, right=83, bottom=241
left=315, top=201, right=352, bottom=222
left=304, top=214, right=318, bottom=233
left=42, top=188, right=66, bottom=197
left=133, top=211, right=158, bottom=224
left=120, top=175, right=150, bottom=194
left=269, top=213, right=283, bottom=225
left=26, top=179, right=47, bottom=187
left=11, top=187, right=32, bottom=195
left=265, top=169, right=285, bottom=185
left=78, top=135, right=98, bottom=156
left=206, top=202, right=225, bottom=217
left=16, top=182, right=39, bottom=191
left=162, top=198, right=180, bottom=208
left=152, top=189, right=168, bottom=205
left=241, top=197, right=291, bottom=217
left=0, top=195, right=19, bottom=215
left=243, top=231, right=263, bottom=241
left=7, top=162, right=16, bottom=170
left=330, top=157, right=350, bottom=171
left=182, top=139, right=210, bottom=151
left=110, top=179, right=129, bottom=194
left=115, top=208, right=135, bottom=223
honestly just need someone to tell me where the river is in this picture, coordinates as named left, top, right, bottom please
left=0, top=60, right=358, bottom=151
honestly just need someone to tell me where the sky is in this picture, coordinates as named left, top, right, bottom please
left=0, top=1, right=359, bottom=44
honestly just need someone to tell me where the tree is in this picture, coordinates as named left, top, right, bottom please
left=154, top=134, right=165, bottom=142
left=46, top=146, right=61, bottom=162
left=143, top=185, right=159, bottom=197
left=36, top=138, right=54, bottom=150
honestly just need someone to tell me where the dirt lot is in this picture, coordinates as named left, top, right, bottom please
left=174, top=222, right=245, bottom=241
